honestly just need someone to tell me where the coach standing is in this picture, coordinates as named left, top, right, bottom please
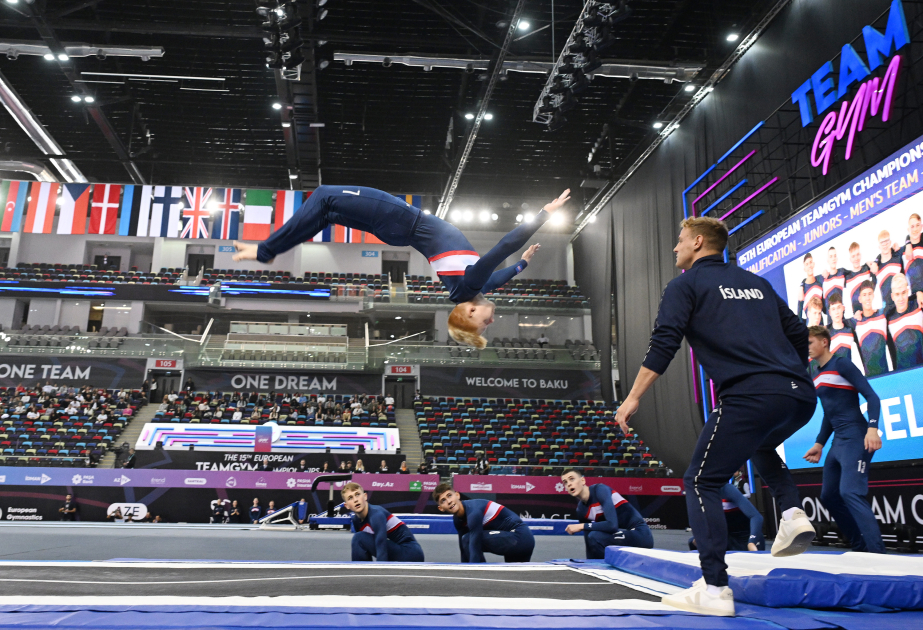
left=615, top=217, right=817, bottom=617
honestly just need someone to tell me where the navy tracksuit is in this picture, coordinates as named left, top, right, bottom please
left=642, top=254, right=816, bottom=587
left=813, top=356, right=885, bottom=554
left=255, top=185, right=540, bottom=303
left=453, top=499, right=534, bottom=563
left=351, top=504, right=425, bottom=562
left=575, top=484, right=653, bottom=558
left=688, top=484, right=765, bottom=552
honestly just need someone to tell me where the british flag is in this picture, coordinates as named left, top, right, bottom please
left=213, top=188, right=242, bottom=240
left=181, top=187, right=212, bottom=239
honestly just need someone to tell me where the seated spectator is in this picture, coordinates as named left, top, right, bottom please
left=232, top=409, right=243, bottom=421
left=123, top=448, right=136, bottom=469
left=26, top=407, right=40, bottom=420
left=168, top=390, right=178, bottom=402
left=42, top=381, right=54, bottom=395
left=297, top=459, right=308, bottom=473
left=257, top=457, right=273, bottom=473
left=338, top=461, right=348, bottom=472
left=109, top=508, right=125, bottom=523
left=413, top=389, right=422, bottom=402
left=59, top=494, right=78, bottom=521
left=250, top=408, right=261, bottom=421
left=151, top=515, right=164, bottom=524
left=320, top=461, right=331, bottom=473
left=536, top=333, right=550, bottom=347
left=346, top=461, right=354, bottom=472
left=398, top=461, right=410, bottom=474
left=355, top=459, right=366, bottom=473
left=197, top=400, right=210, bottom=414
left=474, top=454, right=490, bottom=475
left=384, top=395, right=395, bottom=408
left=378, top=459, right=389, bottom=474
left=416, top=462, right=428, bottom=474
left=15, top=382, right=25, bottom=394
left=268, top=405, right=280, bottom=420
left=157, top=396, right=170, bottom=413
left=249, top=498, right=261, bottom=523
left=290, top=409, right=300, bottom=421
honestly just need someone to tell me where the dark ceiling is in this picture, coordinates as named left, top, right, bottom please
left=0, top=0, right=778, bottom=225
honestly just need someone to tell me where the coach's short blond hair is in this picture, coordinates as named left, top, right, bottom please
left=680, top=216, right=728, bottom=251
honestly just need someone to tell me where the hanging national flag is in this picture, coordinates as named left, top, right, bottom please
left=0, top=180, right=28, bottom=233
left=23, top=182, right=59, bottom=234
left=242, top=189, right=273, bottom=240
left=275, top=190, right=303, bottom=230
left=118, top=185, right=146, bottom=236
left=56, top=183, right=91, bottom=235
left=149, top=186, right=184, bottom=237
left=309, top=222, right=332, bottom=242
left=88, top=183, right=121, bottom=235
left=333, top=225, right=363, bottom=243
left=403, top=194, right=422, bottom=208
left=213, top=188, right=242, bottom=240
left=181, top=187, right=212, bottom=239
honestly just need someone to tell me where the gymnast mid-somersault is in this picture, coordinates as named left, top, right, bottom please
left=233, top=186, right=571, bottom=348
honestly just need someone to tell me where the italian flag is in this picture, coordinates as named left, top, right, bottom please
left=243, top=189, right=273, bottom=240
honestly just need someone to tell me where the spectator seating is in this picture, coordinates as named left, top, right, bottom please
left=565, top=339, right=599, bottom=361
left=0, top=386, right=146, bottom=467
left=405, top=276, right=587, bottom=308
left=203, top=269, right=391, bottom=301
left=415, top=396, right=668, bottom=477
left=5, top=325, right=133, bottom=349
left=0, top=264, right=182, bottom=284
left=219, top=349, right=347, bottom=363
left=152, top=391, right=396, bottom=428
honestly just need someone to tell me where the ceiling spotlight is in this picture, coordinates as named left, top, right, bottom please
left=58, top=53, right=69, bottom=61
left=484, top=113, right=494, bottom=120
left=281, top=121, right=291, bottom=127
left=479, top=210, right=490, bottom=223
left=317, top=8, right=328, bottom=20
left=652, top=122, right=663, bottom=129
left=6, top=0, right=19, bottom=4
left=423, top=209, right=432, bottom=214
left=684, top=84, right=695, bottom=92
left=550, top=213, right=566, bottom=225
left=43, top=53, right=55, bottom=61
left=318, top=0, right=328, bottom=5
left=462, top=210, right=473, bottom=222
left=464, top=113, right=474, bottom=120
left=450, top=210, right=461, bottom=222
left=516, top=214, right=523, bottom=222
left=491, top=213, right=498, bottom=221
left=70, top=95, right=82, bottom=102
left=394, top=316, right=402, bottom=320
left=726, top=33, right=739, bottom=42
left=524, top=213, right=534, bottom=223
left=588, top=215, right=598, bottom=223
left=83, top=96, right=95, bottom=103
left=518, top=20, right=530, bottom=30
left=272, top=102, right=283, bottom=110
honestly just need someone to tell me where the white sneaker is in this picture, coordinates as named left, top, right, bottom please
left=771, top=509, right=816, bottom=557
left=661, top=578, right=735, bottom=616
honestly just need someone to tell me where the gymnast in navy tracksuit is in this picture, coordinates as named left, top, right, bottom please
left=688, top=484, right=765, bottom=552
left=566, top=477, right=653, bottom=558
left=617, top=219, right=817, bottom=590
left=804, top=327, right=885, bottom=554
left=434, top=484, right=534, bottom=563
left=233, top=186, right=572, bottom=346
left=342, top=481, right=424, bottom=562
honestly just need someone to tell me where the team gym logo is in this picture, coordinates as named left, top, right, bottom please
left=470, top=483, right=492, bottom=491
left=660, top=486, right=682, bottom=493
left=184, top=478, right=207, bottom=485
left=226, top=476, right=237, bottom=488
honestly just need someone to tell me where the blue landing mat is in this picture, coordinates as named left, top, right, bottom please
left=604, top=548, right=923, bottom=610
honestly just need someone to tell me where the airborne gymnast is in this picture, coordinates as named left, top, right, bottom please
left=233, top=186, right=571, bottom=348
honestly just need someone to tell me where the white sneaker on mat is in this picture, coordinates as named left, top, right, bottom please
left=771, top=509, right=816, bottom=557
left=661, top=578, right=735, bottom=616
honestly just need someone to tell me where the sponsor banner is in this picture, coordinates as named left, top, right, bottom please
left=791, top=466, right=923, bottom=531
left=452, top=475, right=684, bottom=497
left=184, top=369, right=382, bottom=394
left=0, top=487, right=434, bottom=523
left=134, top=450, right=408, bottom=472
left=136, top=423, right=400, bottom=452
left=0, top=281, right=330, bottom=302
left=737, top=133, right=923, bottom=275
left=420, top=367, right=602, bottom=399
left=0, top=357, right=146, bottom=388
left=780, top=366, right=923, bottom=469
left=0, top=467, right=435, bottom=491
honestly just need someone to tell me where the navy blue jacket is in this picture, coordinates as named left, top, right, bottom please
left=453, top=499, right=525, bottom=563
left=351, top=504, right=418, bottom=561
left=642, top=254, right=815, bottom=399
left=813, top=355, right=881, bottom=445
left=575, top=484, right=647, bottom=533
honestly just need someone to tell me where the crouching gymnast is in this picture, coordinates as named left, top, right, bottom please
left=433, top=482, right=535, bottom=563
left=342, top=482, right=424, bottom=562
left=233, top=186, right=571, bottom=348
left=560, top=469, right=654, bottom=558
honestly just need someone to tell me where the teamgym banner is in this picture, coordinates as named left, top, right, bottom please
left=452, top=475, right=683, bottom=497
left=184, top=369, right=382, bottom=394
left=134, top=450, right=409, bottom=472
left=135, top=424, right=400, bottom=453
left=0, top=356, right=146, bottom=388
left=0, top=467, right=435, bottom=492
left=420, top=367, right=602, bottom=399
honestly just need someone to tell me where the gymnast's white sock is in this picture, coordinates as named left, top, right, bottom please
left=781, top=507, right=800, bottom=521
left=706, top=585, right=724, bottom=595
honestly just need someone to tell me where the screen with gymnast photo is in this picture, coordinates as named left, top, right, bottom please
left=737, top=134, right=923, bottom=468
